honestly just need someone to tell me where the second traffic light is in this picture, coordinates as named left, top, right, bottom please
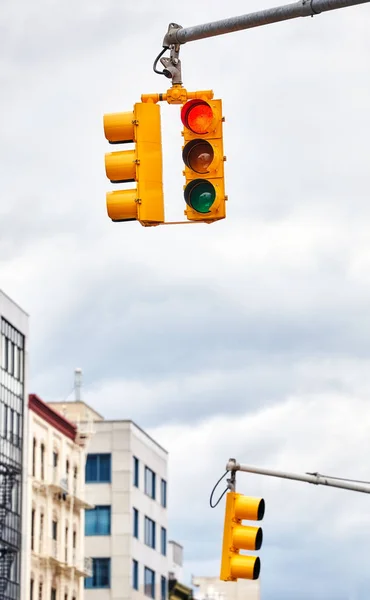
left=220, top=491, right=265, bottom=582
left=104, top=102, right=164, bottom=227
left=181, top=98, right=226, bottom=223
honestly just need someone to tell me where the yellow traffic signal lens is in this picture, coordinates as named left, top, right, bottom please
left=181, top=99, right=213, bottom=134
left=182, top=140, right=214, bottom=174
left=184, top=179, right=216, bottom=213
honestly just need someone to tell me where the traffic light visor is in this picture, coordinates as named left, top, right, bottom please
left=182, top=140, right=214, bottom=174
left=184, top=179, right=216, bottom=213
left=181, top=99, right=213, bottom=134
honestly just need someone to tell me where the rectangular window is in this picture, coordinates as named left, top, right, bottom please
left=52, top=520, right=58, bottom=541
left=144, top=467, right=156, bottom=500
left=31, top=509, right=35, bottom=550
left=53, top=451, right=58, bottom=468
left=85, top=506, right=111, bottom=536
left=144, top=516, right=156, bottom=549
left=161, top=479, right=167, bottom=508
left=144, top=567, right=155, bottom=599
left=32, top=438, right=36, bottom=477
left=132, top=559, right=139, bottom=590
left=133, top=456, right=139, bottom=487
left=30, top=580, right=34, bottom=600
left=161, top=527, right=167, bottom=556
left=84, top=558, right=111, bottom=589
left=85, top=454, right=111, bottom=483
left=161, top=576, right=167, bottom=600
left=51, top=589, right=56, bottom=600
left=40, top=444, right=45, bottom=480
left=133, top=508, right=139, bottom=539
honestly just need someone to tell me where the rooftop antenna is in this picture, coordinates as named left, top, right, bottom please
left=74, top=368, right=82, bottom=402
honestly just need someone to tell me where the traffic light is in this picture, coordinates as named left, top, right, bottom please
left=104, top=102, right=164, bottom=226
left=181, top=98, right=226, bottom=223
left=220, top=491, right=265, bottom=582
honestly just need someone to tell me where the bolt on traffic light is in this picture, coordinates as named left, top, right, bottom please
left=104, top=102, right=164, bottom=227
left=220, top=491, right=265, bottom=582
left=181, top=98, right=226, bottom=223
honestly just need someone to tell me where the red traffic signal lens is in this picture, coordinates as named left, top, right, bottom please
left=184, top=179, right=216, bottom=213
left=182, top=140, right=214, bottom=174
left=181, top=100, right=213, bottom=134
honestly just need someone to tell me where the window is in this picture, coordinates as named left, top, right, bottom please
left=133, top=456, right=139, bottom=487
left=40, top=513, right=44, bottom=552
left=73, top=530, right=77, bottom=549
left=66, top=460, right=70, bottom=474
left=40, top=443, right=45, bottom=480
left=144, top=517, right=156, bottom=549
left=85, top=506, right=111, bottom=536
left=85, top=454, right=111, bottom=483
left=161, top=479, right=167, bottom=508
left=145, top=467, right=156, bottom=499
left=38, top=582, right=43, bottom=600
left=133, top=508, right=139, bottom=539
left=51, top=589, right=56, bottom=600
left=132, top=559, right=139, bottom=590
left=30, top=580, right=34, bottom=600
left=144, top=567, right=155, bottom=599
left=52, top=520, right=58, bottom=541
left=161, top=527, right=167, bottom=556
left=65, top=526, right=69, bottom=562
left=84, top=558, right=111, bottom=589
left=161, top=576, right=167, bottom=600
left=53, top=451, right=58, bottom=468
left=32, top=438, right=36, bottom=477
left=31, top=509, right=35, bottom=550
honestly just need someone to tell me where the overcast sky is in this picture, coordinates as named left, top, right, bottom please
left=2, top=0, right=370, bottom=598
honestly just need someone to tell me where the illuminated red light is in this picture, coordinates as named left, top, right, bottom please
left=181, top=100, right=213, bottom=134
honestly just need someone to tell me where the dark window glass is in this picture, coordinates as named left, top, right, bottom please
left=85, top=454, right=111, bottom=483
left=85, top=506, right=111, bottom=536
left=132, top=559, right=139, bottom=590
left=161, top=527, right=167, bottom=556
left=84, top=558, right=111, bottom=589
left=133, top=456, right=139, bottom=487
left=161, top=576, right=167, bottom=600
left=144, top=467, right=156, bottom=500
left=144, top=516, right=156, bottom=549
left=133, top=508, right=139, bottom=539
left=144, top=567, right=155, bottom=599
left=161, top=479, right=167, bottom=508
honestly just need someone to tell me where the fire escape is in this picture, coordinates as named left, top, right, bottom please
left=0, top=464, right=20, bottom=600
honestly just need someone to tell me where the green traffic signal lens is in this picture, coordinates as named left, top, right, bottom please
left=184, top=179, right=216, bottom=213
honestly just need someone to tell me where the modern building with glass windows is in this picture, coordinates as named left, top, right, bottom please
left=48, top=401, right=169, bottom=600
left=0, top=290, right=28, bottom=600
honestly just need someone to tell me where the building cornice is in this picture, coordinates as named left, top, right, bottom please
left=29, top=394, right=77, bottom=441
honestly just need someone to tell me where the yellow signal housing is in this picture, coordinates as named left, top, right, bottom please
left=104, top=103, right=164, bottom=227
left=220, top=492, right=265, bottom=582
left=181, top=98, right=226, bottom=223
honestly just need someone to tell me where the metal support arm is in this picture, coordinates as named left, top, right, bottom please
left=156, top=0, right=370, bottom=85
left=163, top=0, right=370, bottom=46
left=227, top=458, right=370, bottom=494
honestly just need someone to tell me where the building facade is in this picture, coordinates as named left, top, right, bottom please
left=0, top=290, right=28, bottom=600
left=192, top=576, right=260, bottom=600
left=26, top=395, right=93, bottom=600
left=48, top=402, right=169, bottom=600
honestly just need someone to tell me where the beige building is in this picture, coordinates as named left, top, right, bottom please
left=26, top=394, right=93, bottom=600
left=192, top=576, right=260, bottom=600
left=49, top=399, right=169, bottom=600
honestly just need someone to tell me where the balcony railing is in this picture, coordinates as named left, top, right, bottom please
left=72, top=553, right=93, bottom=577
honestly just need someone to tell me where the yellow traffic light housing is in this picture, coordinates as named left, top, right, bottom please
left=220, top=492, right=265, bottom=582
left=104, top=102, right=164, bottom=226
left=181, top=98, right=226, bottom=223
